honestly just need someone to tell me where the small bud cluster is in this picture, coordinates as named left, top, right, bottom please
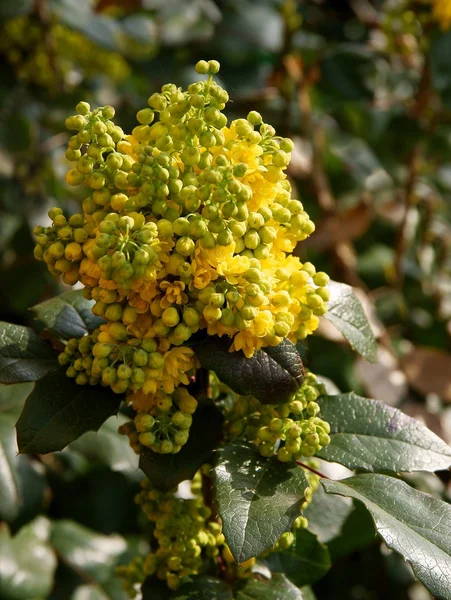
left=118, top=387, right=197, bottom=454
left=0, top=15, right=129, bottom=90
left=117, top=475, right=225, bottom=593
left=223, top=372, right=331, bottom=462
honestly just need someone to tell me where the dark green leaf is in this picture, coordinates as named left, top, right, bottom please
left=304, top=483, right=352, bottom=544
left=194, top=337, right=304, bottom=404
left=51, top=520, right=127, bottom=585
left=328, top=501, right=377, bottom=561
left=214, top=441, right=309, bottom=563
left=140, top=402, right=223, bottom=491
left=171, top=576, right=233, bottom=600
left=322, top=474, right=451, bottom=600
left=317, top=393, right=451, bottom=472
left=236, top=573, right=306, bottom=600
left=324, top=281, right=377, bottom=363
left=0, top=517, right=57, bottom=599
left=32, top=290, right=104, bottom=341
left=16, top=368, right=122, bottom=454
left=0, top=322, right=58, bottom=384
left=265, top=529, right=331, bottom=587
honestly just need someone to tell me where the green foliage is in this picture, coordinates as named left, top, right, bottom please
left=16, top=368, right=122, bottom=454
left=214, top=441, right=309, bottom=562
left=236, top=574, right=312, bottom=600
left=194, top=337, right=304, bottom=404
left=32, top=290, right=104, bottom=340
left=317, top=393, right=451, bottom=472
left=324, top=282, right=377, bottom=363
left=0, top=322, right=57, bottom=383
left=323, top=475, right=451, bottom=600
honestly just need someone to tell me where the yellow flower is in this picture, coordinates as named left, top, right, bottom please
left=190, top=259, right=217, bottom=290
left=433, top=0, right=451, bottom=29
left=217, top=255, right=251, bottom=285
left=162, top=346, right=197, bottom=393
left=128, top=390, right=156, bottom=412
left=160, top=280, right=188, bottom=308
left=195, top=242, right=235, bottom=269
left=230, top=330, right=265, bottom=358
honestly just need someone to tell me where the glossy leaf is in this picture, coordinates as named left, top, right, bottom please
left=31, top=290, right=104, bottom=341
left=140, top=402, right=223, bottom=491
left=214, top=441, right=309, bottom=563
left=236, top=573, right=307, bottom=600
left=16, top=368, right=122, bottom=454
left=194, top=337, right=304, bottom=404
left=0, top=321, right=57, bottom=384
left=324, top=281, right=377, bottom=363
left=0, top=517, right=57, bottom=599
left=317, top=393, right=451, bottom=472
left=304, top=483, right=353, bottom=544
left=323, top=474, right=451, bottom=600
left=266, top=528, right=331, bottom=587
left=171, top=576, right=233, bottom=600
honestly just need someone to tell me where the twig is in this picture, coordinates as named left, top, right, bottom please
left=295, top=461, right=330, bottom=480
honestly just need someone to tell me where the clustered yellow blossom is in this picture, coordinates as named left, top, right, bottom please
left=431, top=0, right=451, bottom=29
left=117, top=468, right=318, bottom=594
left=0, top=15, right=129, bottom=90
left=34, top=59, right=328, bottom=455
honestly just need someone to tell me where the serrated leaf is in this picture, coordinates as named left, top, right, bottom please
left=32, top=290, right=104, bottom=341
left=194, top=337, right=304, bottom=404
left=140, top=402, right=223, bottom=491
left=51, top=520, right=127, bottom=585
left=236, top=573, right=306, bottom=600
left=304, top=483, right=353, bottom=544
left=265, top=528, right=331, bottom=587
left=16, top=368, right=122, bottom=454
left=0, top=517, right=57, bottom=599
left=322, top=474, right=451, bottom=600
left=214, top=441, right=309, bottom=563
left=317, top=393, right=451, bottom=472
left=170, top=576, right=233, bottom=600
left=0, top=322, right=58, bottom=384
left=324, top=281, right=377, bottom=362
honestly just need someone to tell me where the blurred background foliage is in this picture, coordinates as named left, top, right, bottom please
left=1, top=0, right=451, bottom=598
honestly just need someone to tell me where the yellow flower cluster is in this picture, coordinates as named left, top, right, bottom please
left=34, top=59, right=328, bottom=453
left=0, top=15, right=129, bottom=90
left=431, top=0, right=451, bottom=29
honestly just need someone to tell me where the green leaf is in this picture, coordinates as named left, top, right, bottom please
left=328, top=501, right=377, bottom=561
left=0, top=382, right=45, bottom=523
left=214, top=441, right=309, bottom=563
left=265, top=529, right=331, bottom=587
left=193, top=337, right=304, bottom=404
left=324, top=281, right=377, bottom=363
left=322, top=474, right=451, bottom=600
left=304, top=483, right=353, bottom=544
left=32, top=290, right=104, bottom=341
left=171, top=576, right=233, bottom=600
left=317, top=393, right=451, bottom=472
left=0, top=322, right=58, bottom=384
left=140, top=402, right=223, bottom=491
left=16, top=368, right=122, bottom=454
left=0, top=0, right=33, bottom=18
left=51, top=520, right=127, bottom=585
left=236, top=573, right=307, bottom=600
left=0, top=517, right=57, bottom=599
left=70, top=415, right=138, bottom=474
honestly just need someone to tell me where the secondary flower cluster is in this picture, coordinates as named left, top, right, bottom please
left=117, top=468, right=319, bottom=594
left=220, top=371, right=330, bottom=462
left=34, top=59, right=329, bottom=455
left=0, top=15, right=129, bottom=90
